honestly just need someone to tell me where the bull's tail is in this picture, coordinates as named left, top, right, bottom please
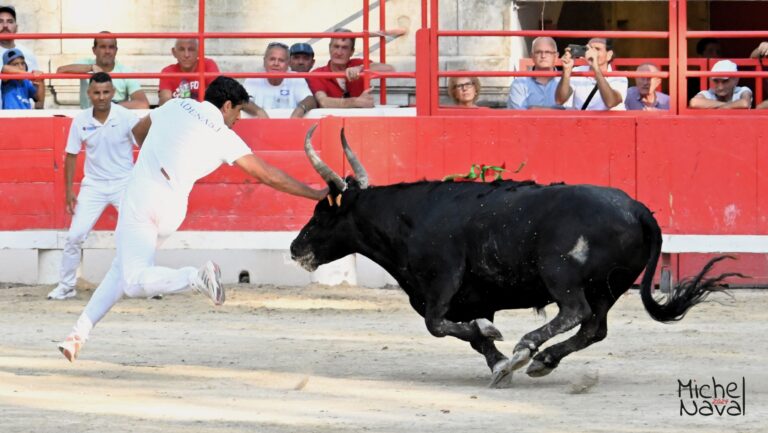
left=637, top=208, right=744, bottom=322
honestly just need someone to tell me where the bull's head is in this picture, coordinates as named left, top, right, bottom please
left=290, top=125, right=369, bottom=271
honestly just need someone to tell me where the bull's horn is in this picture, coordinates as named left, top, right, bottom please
left=340, top=128, right=369, bottom=189
left=305, top=124, right=346, bottom=191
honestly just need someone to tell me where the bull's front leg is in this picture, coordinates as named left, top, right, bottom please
left=424, top=293, right=515, bottom=387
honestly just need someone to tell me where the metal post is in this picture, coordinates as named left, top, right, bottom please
left=379, top=0, right=387, bottom=105
left=363, top=0, right=371, bottom=91
left=198, top=0, right=206, bottom=101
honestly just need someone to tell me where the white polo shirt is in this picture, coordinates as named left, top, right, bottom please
left=695, top=86, right=752, bottom=102
left=244, top=76, right=312, bottom=110
left=133, top=98, right=252, bottom=197
left=65, top=103, right=139, bottom=183
left=569, top=65, right=628, bottom=111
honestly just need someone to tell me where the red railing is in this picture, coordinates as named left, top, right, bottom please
left=0, top=0, right=411, bottom=105
left=0, top=0, right=767, bottom=114
left=423, top=0, right=768, bottom=115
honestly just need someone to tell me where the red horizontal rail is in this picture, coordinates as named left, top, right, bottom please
left=0, top=72, right=416, bottom=80
left=436, top=30, right=669, bottom=39
left=438, top=70, right=670, bottom=78
left=686, top=31, right=768, bottom=38
left=0, top=31, right=397, bottom=41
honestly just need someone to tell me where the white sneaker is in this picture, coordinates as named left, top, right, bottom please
left=194, top=261, right=224, bottom=306
left=47, top=284, right=77, bottom=300
left=58, top=333, right=85, bottom=362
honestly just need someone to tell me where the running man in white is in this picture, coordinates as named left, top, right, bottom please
left=47, top=72, right=139, bottom=300
left=58, top=76, right=327, bottom=362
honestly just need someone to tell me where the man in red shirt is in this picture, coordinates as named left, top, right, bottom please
left=158, top=38, right=219, bottom=106
left=306, top=28, right=394, bottom=108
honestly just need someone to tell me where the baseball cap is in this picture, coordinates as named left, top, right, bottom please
left=290, top=43, right=314, bottom=57
left=2, top=48, right=23, bottom=65
left=711, top=59, right=738, bottom=79
left=0, top=5, right=15, bottom=19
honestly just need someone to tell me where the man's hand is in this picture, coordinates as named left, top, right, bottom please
left=31, top=70, right=44, bottom=86
left=754, top=42, right=768, bottom=58
left=91, top=64, right=104, bottom=73
left=561, top=49, right=574, bottom=73
left=585, top=45, right=599, bottom=70
left=65, top=190, right=77, bottom=215
left=352, top=88, right=375, bottom=108
left=345, top=65, right=364, bottom=81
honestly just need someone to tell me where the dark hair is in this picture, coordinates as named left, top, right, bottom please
left=696, top=38, right=720, bottom=55
left=588, top=37, right=613, bottom=51
left=204, top=76, right=250, bottom=109
left=89, top=71, right=113, bottom=84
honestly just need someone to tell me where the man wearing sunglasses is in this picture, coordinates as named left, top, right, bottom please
left=243, top=42, right=316, bottom=118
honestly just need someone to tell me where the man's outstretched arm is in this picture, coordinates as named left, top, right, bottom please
left=235, top=153, right=327, bottom=200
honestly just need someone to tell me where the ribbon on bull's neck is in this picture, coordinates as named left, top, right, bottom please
left=443, top=162, right=525, bottom=183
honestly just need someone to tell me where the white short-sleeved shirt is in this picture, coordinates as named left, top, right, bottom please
left=569, top=65, right=628, bottom=111
left=133, top=98, right=252, bottom=197
left=695, top=86, right=752, bottom=102
left=244, top=76, right=312, bottom=110
left=65, top=103, right=139, bottom=183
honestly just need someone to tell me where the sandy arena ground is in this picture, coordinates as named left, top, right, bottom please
left=0, top=283, right=766, bottom=433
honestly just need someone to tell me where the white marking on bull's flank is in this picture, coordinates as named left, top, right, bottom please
left=568, top=236, right=589, bottom=264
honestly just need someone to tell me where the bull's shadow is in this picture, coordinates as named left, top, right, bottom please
left=290, top=125, right=742, bottom=388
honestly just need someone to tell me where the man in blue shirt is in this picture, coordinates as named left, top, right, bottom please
left=507, top=37, right=564, bottom=110
left=625, top=63, right=669, bottom=111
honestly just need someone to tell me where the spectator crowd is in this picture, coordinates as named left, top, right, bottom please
left=1, top=3, right=767, bottom=112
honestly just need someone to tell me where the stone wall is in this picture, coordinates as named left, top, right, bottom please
left=15, top=0, right=528, bottom=108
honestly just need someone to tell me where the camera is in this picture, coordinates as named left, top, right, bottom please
left=567, top=44, right=587, bottom=58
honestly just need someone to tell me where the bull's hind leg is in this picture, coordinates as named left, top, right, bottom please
left=507, top=288, right=593, bottom=374
left=526, top=297, right=614, bottom=377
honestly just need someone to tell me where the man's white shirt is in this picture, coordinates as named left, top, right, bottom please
left=135, top=98, right=252, bottom=197
left=569, top=65, right=628, bottom=111
left=65, top=103, right=139, bottom=183
left=244, top=76, right=312, bottom=110
left=695, top=86, right=752, bottom=102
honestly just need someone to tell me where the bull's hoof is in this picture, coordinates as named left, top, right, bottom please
left=508, top=348, right=532, bottom=371
left=489, top=359, right=514, bottom=388
left=526, top=359, right=555, bottom=377
left=473, top=318, right=503, bottom=341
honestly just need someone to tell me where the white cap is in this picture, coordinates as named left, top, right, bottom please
left=711, top=59, right=738, bottom=79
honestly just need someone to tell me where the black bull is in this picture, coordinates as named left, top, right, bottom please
left=290, top=126, right=741, bottom=387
